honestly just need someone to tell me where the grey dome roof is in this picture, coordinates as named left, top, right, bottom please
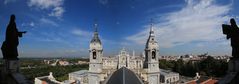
left=90, top=32, right=101, bottom=44
left=105, top=67, right=143, bottom=84
left=90, top=23, right=101, bottom=44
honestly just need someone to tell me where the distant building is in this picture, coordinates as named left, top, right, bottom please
left=77, top=61, right=89, bottom=65
left=58, top=60, right=70, bottom=66
left=160, top=54, right=230, bottom=62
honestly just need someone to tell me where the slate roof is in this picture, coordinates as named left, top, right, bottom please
left=106, top=67, right=143, bottom=84
left=90, top=31, right=101, bottom=44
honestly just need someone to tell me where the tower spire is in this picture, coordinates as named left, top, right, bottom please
left=91, top=19, right=101, bottom=44
left=150, top=18, right=154, bottom=36
left=94, top=19, right=98, bottom=32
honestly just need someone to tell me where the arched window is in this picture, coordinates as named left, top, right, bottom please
left=152, top=51, right=156, bottom=59
left=93, top=51, right=97, bottom=59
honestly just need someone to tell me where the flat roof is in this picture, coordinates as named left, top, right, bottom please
left=69, top=70, right=88, bottom=75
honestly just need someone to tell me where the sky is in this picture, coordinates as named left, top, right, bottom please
left=0, top=0, right=238, bottom=58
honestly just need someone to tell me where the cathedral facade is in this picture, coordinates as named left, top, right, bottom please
left=68, top=22, right=179, bottom=84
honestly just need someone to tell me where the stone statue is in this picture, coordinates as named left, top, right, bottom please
left=222, top=18, right=239, bottom=59
left=1, top=14, right=26, bottom=60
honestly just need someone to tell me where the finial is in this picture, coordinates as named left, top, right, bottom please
left=150, top=18, right=154, bottom=35
left=150, top=18, right=153, bottom=30
left=94, top=19, right=98, bottom=32
left=123, top=47, right=125, bottom=50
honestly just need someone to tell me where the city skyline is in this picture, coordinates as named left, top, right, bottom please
left=0, top=0, right=238, bottom=57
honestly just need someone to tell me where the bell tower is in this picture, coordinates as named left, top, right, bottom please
left=144, top=20, right=159, bottom=72
left=89, top=22, right=103, bottom=72
left=144, top=19, right=160, bottom=84
left=88, top=22, right=103, bottom=84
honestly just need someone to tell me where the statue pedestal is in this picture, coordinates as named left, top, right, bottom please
left=218, top=58, right=239, bottom=84
left=1, top=59, right=20, bottom=84
left=2, top=59, right=20, bottom=73
left=228, top=58, right=239, bottom=72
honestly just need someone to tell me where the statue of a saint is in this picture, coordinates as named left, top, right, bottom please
left=222, top=18, right=239, bottom=59
left=1, top=14, right=26, bottom=60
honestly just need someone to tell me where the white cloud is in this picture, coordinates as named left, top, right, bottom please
left=99, top=0, right=108, bottom=5
left=4, top=0, right=16, bottom=4
left=40, top=18, right=58, bottom=26
left=71, top=29, right=92, bottom=37
left=21, top=22, right=35, bottom=27
left=29, top=22, right=35, bottom=27
left=49, top=6, right=64, bottom=18
left=28, top=0, right=63, bottom=9
left=37, top=37, right=63, bottom=42
left=28, top=0, right=65, bottom=19
left=32, top=32, right=75, bottom=48
left=126, top=0, right=232, bottom=48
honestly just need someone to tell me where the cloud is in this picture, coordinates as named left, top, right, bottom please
left=49, top=6, right=64, bottom=18
left=99, top=0, right=108, bottom=5
left=28, top=0, right=63, bottom=9
left=33, top=32, right=62, bottom=42
left=31, top=31, right=75, bottom=48
left=70, top=28, right=117, bottom=46
left=28, top=0, right=65, bottom=19
left=4, top=0, right=16, bottom=4
left=37, top=37, right=63, bottom=42
left=40, top=18, right=58, bottom=26
left=29, top=22, right=35, bottom=27
left=71, top=29, right=92, bottom=37
left=21, top=21, right=35, bottom=27
left=126, top=0, right=232, bottom=48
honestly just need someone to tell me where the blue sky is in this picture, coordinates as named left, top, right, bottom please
left=0, top=0, right=238, bottom=58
